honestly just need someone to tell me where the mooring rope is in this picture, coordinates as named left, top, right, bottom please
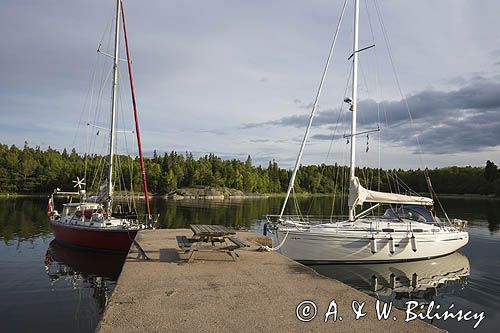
left=259, top=229, right=290, bottom=252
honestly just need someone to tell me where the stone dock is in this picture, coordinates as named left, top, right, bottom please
left=98, top=229, right=442, bottom=332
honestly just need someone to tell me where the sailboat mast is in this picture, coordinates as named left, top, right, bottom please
left=348, top=0, right=360, bottom=221
left=120, top=0, right=152, bottom=219
left=107, top=0, right=122, bottom=210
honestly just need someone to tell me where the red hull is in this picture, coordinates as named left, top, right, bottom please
left=51, top=221, right=138, bottom=252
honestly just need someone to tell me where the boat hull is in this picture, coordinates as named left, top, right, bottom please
left=276, top=229, right=469, bottom=264
left=51, top=221, right=138, bottom=252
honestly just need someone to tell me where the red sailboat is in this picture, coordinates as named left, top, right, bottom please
left=49, top=0, right=151, bottom=252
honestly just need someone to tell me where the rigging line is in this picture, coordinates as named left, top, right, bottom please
left=117, top=85, right=135, bottom=212
left=354, top=2, right=380, bottom=196
left=72, top=54, right=99, bottom=153
left=291, top=187, right=303, bottom=222
left=307, top=61, right=352, bottom=217
left=373, top=1, right=434, bottom=195
left=87, top=1, right=115, bottom=154
left=91, top=138, right=106, bottom=189
left=128, top=155, right=136, bottom=212
left=121, top=0, right=151, bottom=219
left=391, top=171, right=420, bottom=197
left=92, top=67, right=114, bottom=135
left=91, top=67, right=113, bottom=157
left=340, top=73, right=350, bottom=215
left=330, top=166, right=337, bottom=222
left=74, top=52, right=102, bottom=188
left=397, top=173, right=421, bottom=196
left=328, top=88, right=350, bottom=220
left=98, top=0, right=117, bottom=54
left=279, top=0, right=349, bottom=218
left=84, top=57, right=101, bottom=191
left=385, top=169, right=393, bottom=195
left=338, top=157, right=345, bottom=215
left=115, top=101, right=126, bottom=205
left=116, top=49, right=137, bottom=212
left=364, top=0, right=383, bottom=199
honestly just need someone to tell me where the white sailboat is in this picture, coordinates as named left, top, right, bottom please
left=267, top=0, right=468, bottom=263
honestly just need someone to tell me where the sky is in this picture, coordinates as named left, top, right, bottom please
left=1, top=0, right=499, bottom=169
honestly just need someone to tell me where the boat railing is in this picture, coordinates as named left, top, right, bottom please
left=266, top=214, right=347, bottom=225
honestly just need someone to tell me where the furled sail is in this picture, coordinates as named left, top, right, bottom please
left=349, top=177, right=433, bottom=207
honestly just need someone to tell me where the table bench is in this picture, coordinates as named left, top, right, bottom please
left=176, top=225, right=247, bottom=263
left=176, top=236, right=193, bottom=250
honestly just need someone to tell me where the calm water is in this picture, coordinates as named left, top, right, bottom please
left=0, top=196, right=498, bottom=332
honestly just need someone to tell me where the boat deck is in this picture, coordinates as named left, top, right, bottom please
left=98, top=229, right=443, bottom=332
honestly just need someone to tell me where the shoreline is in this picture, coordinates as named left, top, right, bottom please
left=1, top=190, right=498, bottom=200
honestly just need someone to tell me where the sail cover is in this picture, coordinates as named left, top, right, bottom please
left=349, top=177, right=433, bottom=207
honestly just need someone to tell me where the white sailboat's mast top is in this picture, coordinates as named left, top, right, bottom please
left=349, top=0, right=360, bottom=221
left=107, top=0, right=121, bottom=210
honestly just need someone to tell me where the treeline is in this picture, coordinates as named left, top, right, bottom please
left=0, top=142, right=499, bottom=196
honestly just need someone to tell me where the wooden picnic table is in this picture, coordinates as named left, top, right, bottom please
left=176, top=225, right=248, bottom=263
left=191, top=224, right=235, bottom=238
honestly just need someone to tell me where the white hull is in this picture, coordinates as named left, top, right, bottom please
left=275, top=222, right=468, bottom=263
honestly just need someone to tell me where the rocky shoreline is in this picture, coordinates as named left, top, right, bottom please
left=163, top=187, right=270, bottom=200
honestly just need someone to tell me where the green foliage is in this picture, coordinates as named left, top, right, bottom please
left=0, top=143, right=498, bottom=196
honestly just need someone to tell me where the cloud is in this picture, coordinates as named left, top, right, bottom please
left=1, top=0, right=500, bottom=168
left=244, top=76, right=500, bottom=154
left=200, top=129, right=228, bottom=135
left=311, top=133, right=343, bottom=141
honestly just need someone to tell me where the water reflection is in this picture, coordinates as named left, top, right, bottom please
left=310, top=252, right=470, bottom=309
left=150, top=198, right=283, bottom=229
left=44, top=240, right=127, bottom=313
left=487, top=209, right=499, bottom=233
left=1, top=196, right=498, bottom=242
left=0, top=197, right=497, bottom=332
left=0, top=197, right=51, bottom=241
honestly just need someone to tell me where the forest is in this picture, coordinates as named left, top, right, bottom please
left=0, top=142, right=499, bottom=196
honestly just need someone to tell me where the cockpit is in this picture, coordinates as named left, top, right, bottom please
left=61, top=203, right=102, bottom=218
left=383, top=205, right=438, bottom=223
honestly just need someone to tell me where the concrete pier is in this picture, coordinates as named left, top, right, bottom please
left=98, top=229, right=442, bottom=332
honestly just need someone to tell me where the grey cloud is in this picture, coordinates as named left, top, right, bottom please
left=201, top=129, right=228, bottom=135
left=250, top=139, right=271, bottom=143
left=311, top=133, right=343, bottom=141
left=247, top=77, right=500, bottom=154
left=241, top=114, right=308, bottom=129
left=300, top=102, right=315, bottom=109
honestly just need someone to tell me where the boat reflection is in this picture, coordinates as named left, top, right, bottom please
left=310, top=252, right=470, bottom=308
left=44, top=240, right=127, bottom=311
